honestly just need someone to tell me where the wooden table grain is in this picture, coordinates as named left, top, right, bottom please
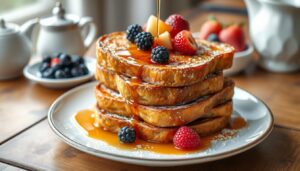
left=0, top=1, right=300, bottom=171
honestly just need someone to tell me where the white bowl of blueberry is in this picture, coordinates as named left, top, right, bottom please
left=24, top=53, right=95, bottom=89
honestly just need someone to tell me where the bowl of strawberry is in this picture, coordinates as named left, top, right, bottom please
left=23, top=53, right=95, bottom=89
left=199, top=17, right=254, bottom=75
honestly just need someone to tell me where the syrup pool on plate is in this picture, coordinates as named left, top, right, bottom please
left=75, top=109, right=211, bottom=155
left=74, top=109, right=247, bottom=155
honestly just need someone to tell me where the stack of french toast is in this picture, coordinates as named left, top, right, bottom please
left=94, top=15, right=235, bottom=145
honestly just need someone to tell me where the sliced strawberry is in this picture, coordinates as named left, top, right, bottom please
left=173, top=30, right=198, bottom=55
left=219, top=24, right=246, bottom=52
left=165, top=14, right=190, bottom=37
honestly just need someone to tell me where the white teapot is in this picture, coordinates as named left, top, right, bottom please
left=0, top=19, right=34, bottom=80
left=24, top=2, right=97, bottom=57
left=245, top=0, right=300, bottom=72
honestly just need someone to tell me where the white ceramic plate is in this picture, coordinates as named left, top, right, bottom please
left=48, top=82, right=274, bottom=166
left=23, top=57, right=96, bottom=89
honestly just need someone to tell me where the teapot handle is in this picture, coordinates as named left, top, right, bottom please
left=79, top=17, right=97, bottom=51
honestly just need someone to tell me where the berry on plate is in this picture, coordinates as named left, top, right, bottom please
left=126, top=24, right=143, bottom=43
left=199, top=17, right=222, bottom=40
left=173, top=30, right=198, bottom=55
left=219, top=24, right=246, bottom=52
left=135, top=32, right=154, bottom=50
left=118, top=126, right=136, bottom=143
left=165, top=14, right=190, bottom=37
left=173, top=126, right=201, bottom=150
left=151, top=46, right=170, bottom=64
left=154, top=31, right=173, bottom=50
left=146, top=15, right=171, bottom=37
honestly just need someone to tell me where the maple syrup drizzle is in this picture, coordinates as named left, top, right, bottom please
left=156, top=0, right=161, bottom=36
left=74, top=109, right=248, bottom=155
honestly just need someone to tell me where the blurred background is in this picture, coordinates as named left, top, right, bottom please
left=0, top=0, right=200, bottom=35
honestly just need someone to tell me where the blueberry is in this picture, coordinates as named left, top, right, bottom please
left=39, top=62, right=50, bottom=72
left=63, top=68, right=72, bottom=78
left=71, top=66, right=85, bottom=77
left=207, top=33, right=219, bottom=42
left=52, top=64, right=64, bottom=72
left=42, top=68, right=55, bottom=79
left=72, top=56, right=85, bottom=66
left=42, top=56, right=52, bottom=64
left=118, top=126, right=136, bottom=143
left=54, top=69, right=67, bottom=79
left=59, top=54, right=72, bottom=66
left=79, top=64, right=89, bottom=75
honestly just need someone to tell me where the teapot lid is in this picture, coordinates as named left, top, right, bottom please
left=40, top=2, right=79, bottom=30
left=0, top=19, right=19, bottom=35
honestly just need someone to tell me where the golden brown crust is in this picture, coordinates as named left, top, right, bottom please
left=97, top=32, right=234, bottom=87
left=94, top=102, right=232, bottom=143
left=95, top=79, right=234, bottom=127
left=95, top=65, right=224, bottom=106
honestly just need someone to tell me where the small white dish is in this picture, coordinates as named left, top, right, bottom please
left=48, top=82, right=274, bottom=167
left=23, top=57, right=96, bottom=89
left=224, top=44, right=254, bottom=76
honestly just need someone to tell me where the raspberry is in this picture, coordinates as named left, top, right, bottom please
left=126, top=24, right=143, bottom=43
left=135, top=32, right=154, bottom=50
left=118, top=126, right=136, bottom=143
left=165, top=14, right=190, bottom=37
left=173, top=126, right=201, bottom=150
left=151, top=46, right=169, bottom=64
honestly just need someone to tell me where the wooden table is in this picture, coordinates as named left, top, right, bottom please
left=1, top=2, right=300, bottom=171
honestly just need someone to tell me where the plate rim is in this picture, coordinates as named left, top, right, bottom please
left=47, top=81, right=274, bottom=163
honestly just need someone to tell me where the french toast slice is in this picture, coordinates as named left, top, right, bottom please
left=97, top=32, right=234, bottom=87
left=95, top=79, right=234, bottom=127
left=95, top=65, right=224, bottom=106
left=94, top=102, right=232, bottom=143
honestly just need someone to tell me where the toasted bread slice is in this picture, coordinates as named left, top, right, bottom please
left=97, top=32, right=234, bottom=87
left=94, top=102, right=232, bottom=143
left=95, top=79, right=234, bottom=127
left=95, top=65, right=224, bottom=106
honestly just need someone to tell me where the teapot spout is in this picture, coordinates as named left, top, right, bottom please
left=244, top=0, right=260, bottom=21
left=20, top=18, right=39, bottom=43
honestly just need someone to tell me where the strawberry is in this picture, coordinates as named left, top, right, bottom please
left=173, top=30, right=198, bottom=55
left=51, top=58, right=60, bottom=67
left=219, top=24, right=246, bottom=52
left=173, top=126, right=201, bottom=150
left=165, top=14, right=190, bottom=37
left=199, top=17, right=222, bottom=40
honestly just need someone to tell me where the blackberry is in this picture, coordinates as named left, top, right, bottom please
left=118, top=126, right=136, bottom=143
left=207, top=33, right=219, bottom=42
left=126, top=24, right=142, bottom=43
left=151, top=46, right=170, bottom=64
left=135, top=32, right=154, bottom=50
